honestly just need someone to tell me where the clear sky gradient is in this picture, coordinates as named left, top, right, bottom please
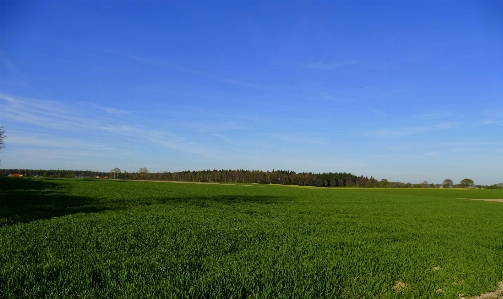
left=1, top=1, right=502, bottom=185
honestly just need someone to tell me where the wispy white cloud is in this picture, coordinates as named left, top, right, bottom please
left=0, top=93, right=222, bottom=158
left=89, top=103, right=132, bottom=117
left=280, top=60, right=363, bottom=70
left=476, top=110, right=503, bottom=126
left=438, top=141, right=503, bottom=153
left=1, top=147, right=122, bottom=171
left=373, top=151, right=440, bottom=159
left=412, top=111, right=455, bottom=121
left=98, top=48, right=267, bottom=90
left=210, top=134, right=234, bottom=144
left=265, top=133, right=327, bottom=146
left=353, top=105, right=390, bottom=118
left=309, top=92, right=353, bottom=103
left=383, top=141, right=503, bottom=157
left=369, top=122, right=457, bottom=138
left=439, top=141, right=502, bottom=147
left=1, top=50, right=20, bottom=73
left=5, top=134, right=115, bottom=151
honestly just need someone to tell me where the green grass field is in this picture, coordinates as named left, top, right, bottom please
left=1, top=177, right=503, bottom=298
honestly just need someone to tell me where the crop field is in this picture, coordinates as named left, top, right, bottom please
left=1, top=177, right=503, bottom=298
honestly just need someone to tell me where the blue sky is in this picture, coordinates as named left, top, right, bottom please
left=1, top=1, right=502, bottom=185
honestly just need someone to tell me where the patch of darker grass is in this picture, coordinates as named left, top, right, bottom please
left=104, top=195, right=288, bottom=211
left=0, top=177, right=107, bottom=227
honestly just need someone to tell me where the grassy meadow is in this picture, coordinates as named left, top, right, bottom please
left=1, top=177, right=503, bottom=298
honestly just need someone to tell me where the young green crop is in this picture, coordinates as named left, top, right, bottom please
left=1, top=177, right=502, bottom=298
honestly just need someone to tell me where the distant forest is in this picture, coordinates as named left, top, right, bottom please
left=1, top=168, right=501, bottom=188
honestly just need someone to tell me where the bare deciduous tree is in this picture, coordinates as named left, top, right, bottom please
left=111, top=167, right=121, bottom=179
left=139, top=167, right=148, bottom=180
left=0, top=127, right=6, bottom=165
left=0, top=127, right=6, bottom=150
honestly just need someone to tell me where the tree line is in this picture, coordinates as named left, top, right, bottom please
left=2, top=168, right=501, bottom=188
left=124, top=169, right=376, bottom=187
left=0, top=169, right=110, bottom=179
left=1, top=168, right=375, bottom=187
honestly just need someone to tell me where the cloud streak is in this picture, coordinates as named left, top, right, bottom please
left=0, top=93, right=221, bottom=158
left=369, top=122, right=458, bottom=138
left=476, top=110, right=503, bottom=126
left=279, top=60, right=364, bottom=70
left=90, top=104, right=132, bottom=117
left=98, top=48, right=267, bottom=91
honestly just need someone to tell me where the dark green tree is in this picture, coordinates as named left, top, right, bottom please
left=379, top=179, right=390, bottom=188
left=460, top=178, right=474, bottom=188
left=442, top=179, right=453, bottom=187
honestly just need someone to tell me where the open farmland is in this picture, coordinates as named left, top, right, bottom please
left=1, top=177, right=503, bottom=298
